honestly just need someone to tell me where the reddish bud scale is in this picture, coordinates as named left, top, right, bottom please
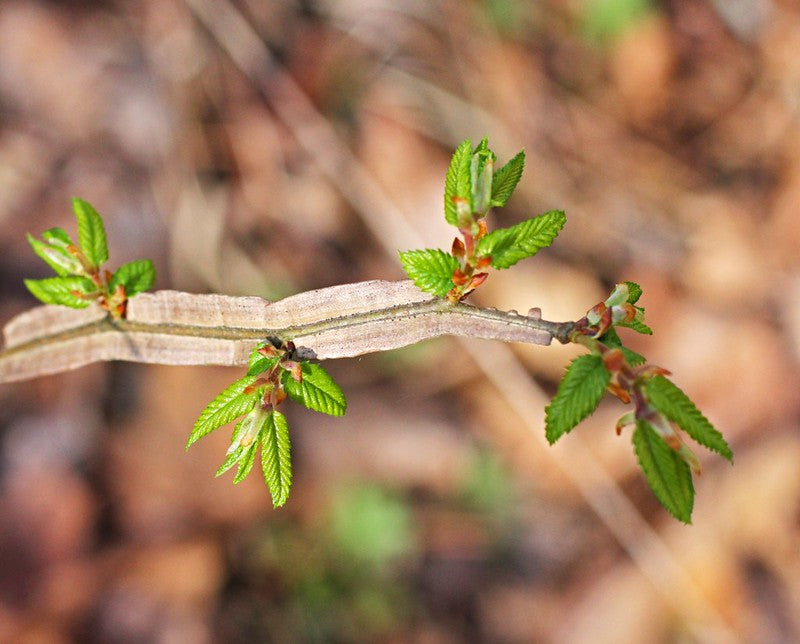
left=451, top=269, right=470, bottom=286
left=451, top=237, right=466, bottom=259
left=462, top=231, right=475, bottom=258
left=602, top=348, right=626, bottom=373
left=607, top=382, right=632, bottom=404
left=270, top=386, right=287, bottom=408
left=622, top=303, right=637, bottom=323
left=590, top=302, right=606, bottom=317
left=638, top=365, right=671, bottom=379
left=288, top=362, right=303, bottom=382
left=258, top=344, right=282, bottom=358
left=475, top=255, right=492, bottom=270
left=469, top=273, right=488, bottom=289
left=244, top=378, right=267, bottom=395
left=67, top=244, right=82, bottom=261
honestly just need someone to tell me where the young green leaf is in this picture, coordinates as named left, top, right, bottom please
left=617, top=316, right=653, bottom=335
left=41, top=227, right=73, bottom=248
left=633, top=419, right=694, bottom=523
left=261, top=410, right=292, bottom=507
left=225, top=407, right=262, bottom=453
left=109, top=259, right=156, bottom=297
left=625, top=281, right=643, bottom=304
left=215, top=446, right=242, bottom=477
left=283, top=362, right=347, bottom=416
left=187, top=375, right=263, bottom=448
left=545, top=353, right=610, bottom=444
left=444, top=139, right=473, bottom=226
left=597, top=328, right=646, bottom=366
left=233, top=439, right=260, bottom=483
left=645, top=376, right=732, bottom=461
left=216, top=410, right=265, bottom=477
left=471, top=138, right=495, bottom=215
left=24, top=276, right=96, bottom=308
left=476, top=210, right=566, bottom=269
left=490, top=150, right=525, bottom=207
left=26, top=234, right=81, bottom=276
left=399, top=248, right=459, bottom=296
left=72, top=197, right=109, bottom=268
left=473, top=136, right=490, bottom=156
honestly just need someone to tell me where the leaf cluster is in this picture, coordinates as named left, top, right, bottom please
left=400, top=138, right=565, bottom=301
left=25, top=198, right=155, bottom=318
left=19, top=148, right=733, bottom=525
left=187, top=340, right=346, bottom=507
left=545, top=283, right=732, bottom=522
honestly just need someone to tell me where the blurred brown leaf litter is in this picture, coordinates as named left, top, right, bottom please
left=1, top=0, right=799, bottom=642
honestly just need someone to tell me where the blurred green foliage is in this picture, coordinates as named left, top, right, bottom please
left=227, top=482, right=417, bottom=642
left=581, top=0, right=656, bottom=43
left=328, top=484, right=418, bottom=568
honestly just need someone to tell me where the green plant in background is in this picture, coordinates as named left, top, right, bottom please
left=25, top=198, right=155, bottom=319
left=20, top=138, right=731, bottom=522
left=240, top=481, right=417, bottom=641
left=581, top=0, right=656, bottom=44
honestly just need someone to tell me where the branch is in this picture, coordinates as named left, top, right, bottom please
left=0, top=280, right=574, bottom=383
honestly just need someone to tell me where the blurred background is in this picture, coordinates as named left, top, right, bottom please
left=1, top=0, right=799, bottom=642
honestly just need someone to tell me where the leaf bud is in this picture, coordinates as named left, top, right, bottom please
left=451, top=237, right=466, bottom=259
left=604, top=283, right=630, bottom=308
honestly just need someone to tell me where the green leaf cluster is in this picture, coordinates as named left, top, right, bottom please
left=188, top=341, right=347, bottom=507
left=442, top=137, right=527, bottom=221
left=546, top=351, right=731, bottom=522
left=401, top=137, right=564, bottom=298
left=25, top=198, right=155, bottom=315
left=546, top=281, right=732, bottom=522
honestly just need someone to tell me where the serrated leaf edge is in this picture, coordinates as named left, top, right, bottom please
left=399, top=248, right=459, bottom=296
left=187, top=376, right=262, bottom=448
left=490, top=150, right=525, bottom=207
left=444, top=139, right=473, bottom=226
left=545, top=354, right=610, bottom=444
left=72, top=198, right=109, bottom=268
left=261, top=410, right=292, bottom=507
left=284, top=363, right=347, bottom=416
left=645, top=376, right=732, bottom=461
left=110, top=259, right=156, bottom=297
left=633, top=420, right=694, bottom=523
left=477, top=210, right=566, bottom=269
left=24, top=276, right=95, bottom=308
